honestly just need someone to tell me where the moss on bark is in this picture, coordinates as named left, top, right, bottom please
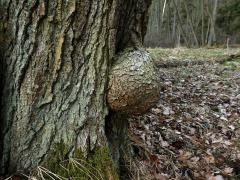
left=37, top=142, right=119, bottom=180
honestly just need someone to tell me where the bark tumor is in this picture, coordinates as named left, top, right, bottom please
left=107, top=48, right=160, bottom=115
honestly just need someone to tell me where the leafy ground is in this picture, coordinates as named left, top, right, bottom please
left=128, top=48, right=240, bottom=180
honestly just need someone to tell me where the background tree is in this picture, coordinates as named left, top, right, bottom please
left=0, top=0, right=156, bottom=178
left=145, top=0, right=240, bottom=48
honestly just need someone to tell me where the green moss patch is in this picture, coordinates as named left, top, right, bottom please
left=223, top=58, right=240, bottom=70
left=37, top=143, right=119, bottom=180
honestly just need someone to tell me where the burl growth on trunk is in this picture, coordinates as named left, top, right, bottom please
left=107, top=49, right=160, bottom=115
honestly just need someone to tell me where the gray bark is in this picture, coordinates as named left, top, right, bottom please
left=0, top=0, right=152, bottom=175
left=207, top=0, right=218, bottom=46
left=107, top=48, right=160, bottom=115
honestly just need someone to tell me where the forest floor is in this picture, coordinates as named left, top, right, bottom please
left=128, top=48, right=240, bottom=180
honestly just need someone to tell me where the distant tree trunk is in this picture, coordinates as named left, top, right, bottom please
left=172, top=4, right=177, bottom=45
left=0, top=0, right=152, bottom=176
left=183, top=0, right=199, bottom=47
left=145, top=0, right=161, bottom=47
left=201, top=0, right=205, bottom=46
left=207, top=0, right=218, bottom=46
left=172, top=0, right=189, bottom=47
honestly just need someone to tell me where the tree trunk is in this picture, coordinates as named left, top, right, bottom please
left=207, top=0, right=218, bottom=46
left=183, top=0, right=199, bottom=47
left=172, top=0, right=190, bottom=48
left=0, top=0, right=152, bottom=177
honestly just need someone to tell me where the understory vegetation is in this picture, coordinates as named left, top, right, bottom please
left=4, top=144, right=118, bottom=180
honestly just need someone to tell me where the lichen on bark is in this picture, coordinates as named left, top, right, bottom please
left=0, top=0, right=115, bottom=173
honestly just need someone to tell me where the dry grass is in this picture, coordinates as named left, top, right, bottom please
left=148, top=47, right=240, bottom=64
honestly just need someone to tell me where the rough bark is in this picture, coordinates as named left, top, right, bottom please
left=114, top=0, right=152, bottom=51
left=0, top=0, right=113, bottom=173
left=0, top=0, right=153, bottom=176
left=107, top=48, right=160, bottom=115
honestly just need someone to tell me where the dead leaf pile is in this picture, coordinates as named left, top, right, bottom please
left=128, top=57, right=240, bottom=179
